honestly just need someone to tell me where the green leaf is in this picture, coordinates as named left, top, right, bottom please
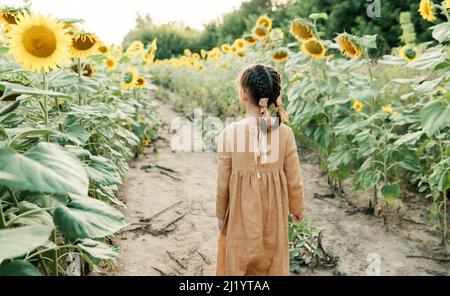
left=86, top=155, right=122, bottom=186
left=0, top=81, right=70, bottom=99
left=0, top=225, right=53, bottom=260
left=54, top=195, right=130, bottom=239
left=308, top=13, right=328, bottom=20
left=0, top=142, right=88, bottom=196
left=0, top=260, right=41, bottom=276
left=76, top=238, right=120, bottom=260
left=11, top=201, right=54, bottom=227
left=431, top=22, right=450, bottom=43
left=438, top=168, right=450, bottom=191
left=407, top=46, right=446, bottom=70
left=381, top=183, right=400, bottom=204
left=420, top=100, right=450, bottom=137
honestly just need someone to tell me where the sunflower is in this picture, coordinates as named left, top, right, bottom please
left=150, top=38, right=157, bottom=55
left=135, top=76, right=147, bottom=89
left=97, top=43, right=111, bottom=55
left=221, top=44, right=232, bottom=53
left=129, top=40, right=144, bottom=52
left=70, top=33, right=99, bottom=58
left=142, top=52, right=155, bottom=65
left=290, top=20, right=314, bottom=41
left=256, top=16, right=272, bottom=31
left=254, top=26, right=269, bottom=40
left=301, top=38, right=326, bottom=59
left=234, top=38, right=246, bottom=51
left=236, top=50, right=246, bottom=58
left=200, top=49, right=207, bottom=58
left=8, top=13, right=71, bottom=72
left=272, top=48, right=289, bottom=62
left=184, top=48, right=192, bottom=56
left=71, top=63, right=95, bottom=77
left=125, top=40, right=144, bottom=57
left=0, top=8, right=19, bottom=26
left=444, top=0, right=450, bottom=9
left=419, top=0, right=437, bottom=22
left=399, top=46, right=420, bottom=62
left=382, top=104, right=396, bottom=116
left=270, top=28, right=284, bottom=41
left=336, top=34, right=362, bottom=59
left=192, top=53, right=200, bottom=61
left=62, top=22, right=79, bottom=36
left=121, top=67, right=138, bottom=90
left=105, top=57, right=118, bottom=71
left=353, top=100, right=364, bottom=112
left=243, top=35, right=257, bottom=46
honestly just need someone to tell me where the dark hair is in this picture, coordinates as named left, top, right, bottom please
left=238, top=64, right=282, bottom=128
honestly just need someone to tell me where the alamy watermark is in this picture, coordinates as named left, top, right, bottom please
left=170, top=108, right=282, bottom=163
left=367, top=0, right=381, bottom=18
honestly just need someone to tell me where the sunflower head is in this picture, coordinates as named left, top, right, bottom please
left=272, top=48, right=289, bottom=62
left=62, top=22, right=79, bottom=36
left=0, top=8, right=20, bottom=26
left=135, top=76, right=147, bottom=89
left=8, top=13, right=71, bottom=72
left=236, top=50, right=246, bottom=58
left=444, top=0, right=450, bottom=9
left=105, top=57, right=118, bottom=71
left=192, top=53, right=200, bottom=61
left=301, top=38, right=326, bottom=59
left=399, top=46, right=420, bottom=62
left=290, top=20, right=314, bottom=41
left=382, top=104, right=396, bottom=116
left=70, top=33, right=99, bottom=58
left=200, top=49, right=207, bottom=58
left=71, top=63, right=95, bottom=77
left=256, top=16, right=272, bottom=31
left=243, top=35, right=257, bottom=46
left=270, top=28, right=284, bottom=41
left=353, top=100, right=364, bottom=112
left=336, top=34, right=362, bottom=59
left=419, top=0, right=437, bottom=22
left=254, top=26, right=269, bottom=40
left=97, top=43, right=111, bottom=55
left=125, top=40, right=144, bottom=57
left=184, top=48, right=192, bottom=56
left=221, top=44, right=232, bottom=53
left=121, top=67, right=139, bottom=90
left=233, top=39, right=246, bottom=51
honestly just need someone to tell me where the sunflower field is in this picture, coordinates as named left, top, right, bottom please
left=0, top=5, right=159, bottom=275
left=150, top=0, right=450, bottom=248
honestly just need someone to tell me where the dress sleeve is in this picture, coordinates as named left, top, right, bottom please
left=283, top=127, right=305, bottom=216
left=216, top=129, right=232, bottom=220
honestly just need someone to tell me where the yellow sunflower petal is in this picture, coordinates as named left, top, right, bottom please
left=8, top=13, right=71, bottom=72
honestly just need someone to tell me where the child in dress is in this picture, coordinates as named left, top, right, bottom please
left=216, top=64, right=305, bottom=276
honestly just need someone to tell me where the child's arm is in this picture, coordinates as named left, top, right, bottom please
left=216, top=130, right=232, bottom=226
left=284, top=128, right=305, bottom=217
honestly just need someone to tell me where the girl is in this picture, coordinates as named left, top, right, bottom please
left=216, top=64, right=305, bottom=276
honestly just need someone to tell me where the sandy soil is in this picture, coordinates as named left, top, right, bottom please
left=98, top=95, right=449, bottom=276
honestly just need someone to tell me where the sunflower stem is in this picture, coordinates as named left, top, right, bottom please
left=0, top=198, right=6, bottom=229
left=77, top=58, right=83, bottom=105
left=41, top=71, right=48, bottom=127
left=52, top=230, right=58, bottom=276
left=363, top=47, right=374, bottom=85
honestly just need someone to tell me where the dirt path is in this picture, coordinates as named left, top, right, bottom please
left=100, top=96, right=449, bottom=276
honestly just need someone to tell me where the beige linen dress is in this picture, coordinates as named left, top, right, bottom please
left=216, top=118, right=305, bottom=276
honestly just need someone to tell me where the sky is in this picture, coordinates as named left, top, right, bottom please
left=2, top=0, right=245, bottom=44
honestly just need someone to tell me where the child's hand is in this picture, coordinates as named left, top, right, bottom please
left=292, top=214, right=304, bottom=222
left=218, top=219, right=224, bottom=231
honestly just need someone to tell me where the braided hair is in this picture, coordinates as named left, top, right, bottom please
left=238, top=64, right=282, bottom=129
